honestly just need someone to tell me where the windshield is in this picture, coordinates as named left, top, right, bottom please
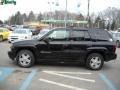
left=33, top=29, right=50, bottom=39
left=39, top=29, right=50, bottom=35
left=13, top=30, right=27, bottom=34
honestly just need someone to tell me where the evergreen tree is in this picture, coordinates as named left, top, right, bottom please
left=15, top=11, right=23, bottom=25
left=37, top=13, right=43, bottom=22
left=28, top=11, right=35, bottom=22
left=107, top=22, right=110, bottom=30
left=0, top=20, right=3, bottom=24
left=22, top=13, right=28, bottom=22
left=111, top=20, right=116, bottom=30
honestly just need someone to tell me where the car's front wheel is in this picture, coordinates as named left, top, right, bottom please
left=86, top=53, right=104, bottom=70
left=16, top=50, right=35, bottom=68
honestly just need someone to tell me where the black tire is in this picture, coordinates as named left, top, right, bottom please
left=16, top=50, right=35, bottom=68
left=0, top=35, right=3, bottom=42
left=86, top=53, right=104, bottom=70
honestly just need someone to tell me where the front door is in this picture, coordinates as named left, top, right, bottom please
left=39, top=29, right=71, bottom=61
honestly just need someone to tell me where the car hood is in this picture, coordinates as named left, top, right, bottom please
left=13, top=40, right=39, bottom=46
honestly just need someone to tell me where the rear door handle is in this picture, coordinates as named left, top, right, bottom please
left=87, top=45, right=92, bottom=47
left=63, top=44, right=68, bottom=47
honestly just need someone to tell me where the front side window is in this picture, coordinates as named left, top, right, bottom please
left=46, top=30, right=69, bottom=41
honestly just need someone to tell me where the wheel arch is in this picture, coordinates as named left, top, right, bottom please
left=16, top=47, right=37, bottom=60
left=85, top=51, right=105, bottom=62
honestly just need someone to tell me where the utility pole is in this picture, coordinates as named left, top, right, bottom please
left=87, top=0, right=90, bottom=28
left=65, top=0, right=67, bottom=28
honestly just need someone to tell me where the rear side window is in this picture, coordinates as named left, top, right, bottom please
left=92, top=30, right=113, bottom=41
left=71, top=30, right=91, bottom=41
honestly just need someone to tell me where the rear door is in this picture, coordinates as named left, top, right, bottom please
left=70, top=30, right=91, bottom=61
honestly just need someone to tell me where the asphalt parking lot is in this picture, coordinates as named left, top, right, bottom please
left=0, top=41, right=120, bottom=90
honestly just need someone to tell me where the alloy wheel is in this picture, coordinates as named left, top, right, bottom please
left=19, top=53, right=31, bottom=67
left=90, top=57, right=102, bottom=69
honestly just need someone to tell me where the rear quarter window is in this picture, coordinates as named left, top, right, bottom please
left=90, top=29, right=113, bottom=41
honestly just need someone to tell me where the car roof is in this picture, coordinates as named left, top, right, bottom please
left=52, top=27, right=108, bottom=32
left=52, top=27, right=89, bottom=31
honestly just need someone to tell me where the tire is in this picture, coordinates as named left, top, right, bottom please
left=0, top=35, right=3, bottom=42
left=86, top=53, right=104, bottom=70
left=16, top=50, right=35, bottom=68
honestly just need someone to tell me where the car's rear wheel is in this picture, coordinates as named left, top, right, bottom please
left=16, top=50, right=35, bottom=68
left=0, top=35, right=3, bottom=42
left=86, top=53, right=104, bottom=70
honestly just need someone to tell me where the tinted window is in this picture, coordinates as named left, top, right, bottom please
left=71, top=30, right=90, bottom=41
left=47, top=30, right=69, bottom=41
left=84, top=31, right=91, bottom=41
left=92, top=30, right=113, bottom=41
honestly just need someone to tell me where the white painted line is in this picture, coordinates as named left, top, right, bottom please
left=39, top=78, right=87, bottom=90
left=43, top=71, right=92, bottom=75
left=43, top=71, right=95, bottom=83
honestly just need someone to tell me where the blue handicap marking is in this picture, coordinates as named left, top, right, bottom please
left=0, top=67, right=14, bottom=82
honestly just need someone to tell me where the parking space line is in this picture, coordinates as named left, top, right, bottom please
left=99, top=73, right=117, bottom=90
left=43, top=71, right=95, bottom=83
left=0, top=67, right=14, bottom=82
left=39, top=78, right=87, bottom=90
left=19, top=69, right=37, bottom=90
left=43, top=71, right=92, bottom=75
left=0, top=71, right=2, bottom=76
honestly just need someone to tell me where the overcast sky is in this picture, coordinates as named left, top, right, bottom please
left=0, top=0, right=120, bottom=21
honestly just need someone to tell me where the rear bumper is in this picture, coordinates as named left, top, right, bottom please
left=105, top=53, right=117, bottom=61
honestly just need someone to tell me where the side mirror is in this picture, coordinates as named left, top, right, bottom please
left=43, top=38, right=49, bottom=44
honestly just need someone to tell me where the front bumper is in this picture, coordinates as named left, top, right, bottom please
left=8, top=50, right=16, bottom=60
left=105, top=53, right=117, bottom=61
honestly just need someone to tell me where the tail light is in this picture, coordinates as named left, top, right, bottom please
left=113, top=45, right=116, bottom=52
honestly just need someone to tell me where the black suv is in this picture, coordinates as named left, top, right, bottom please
left=8, top=27, right=117, bottom=70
